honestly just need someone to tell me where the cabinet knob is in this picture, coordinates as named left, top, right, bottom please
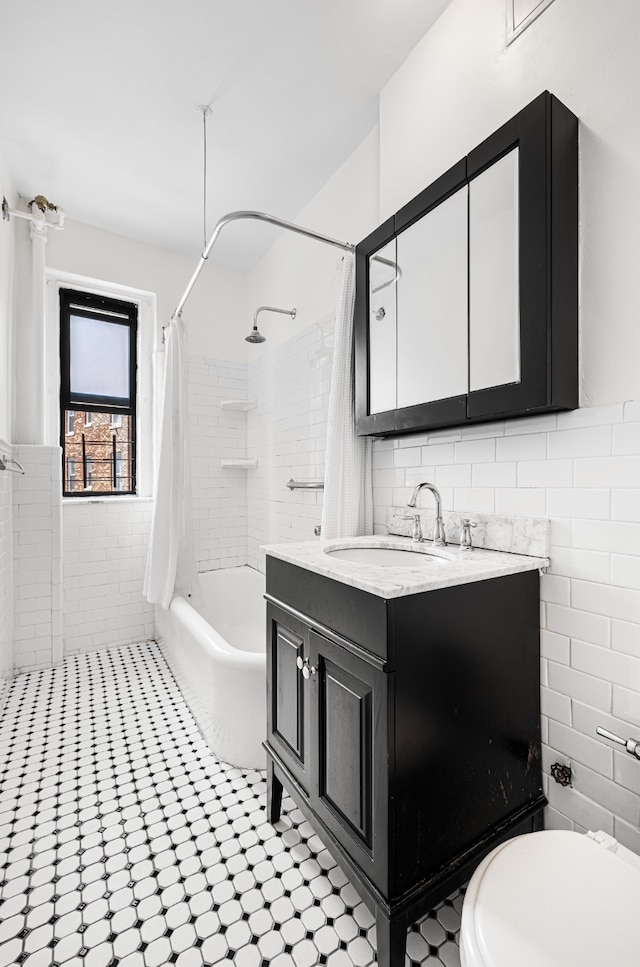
left=296, top=656, right=317, bottom=679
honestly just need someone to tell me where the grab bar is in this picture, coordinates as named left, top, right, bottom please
left=286, top=479, right=324, bottom=491
left=0, top=454, right=25, bottom=474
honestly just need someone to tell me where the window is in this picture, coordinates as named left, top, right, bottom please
left=60, top=289, right=137, bottom=496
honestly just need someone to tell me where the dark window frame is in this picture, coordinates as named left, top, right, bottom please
left=60, top=288, right=137, bottom=497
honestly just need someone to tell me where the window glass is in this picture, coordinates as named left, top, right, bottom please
left=66, top=411, right=75, bottom=435
left=69, top=315, right=130, bottom=402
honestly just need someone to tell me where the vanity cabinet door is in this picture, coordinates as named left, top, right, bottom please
left=266, top=604, right=310, bottom=793
left=307, top=630, right=389, bottom=896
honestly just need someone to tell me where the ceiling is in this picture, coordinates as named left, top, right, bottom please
left=0, top=0, right=450, bottom=270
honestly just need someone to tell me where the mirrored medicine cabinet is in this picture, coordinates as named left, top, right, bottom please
left=355, top=91, right=578, bottom=437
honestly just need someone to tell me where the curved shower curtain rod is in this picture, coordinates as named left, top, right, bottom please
left=172, top=210, right=355, bottom=321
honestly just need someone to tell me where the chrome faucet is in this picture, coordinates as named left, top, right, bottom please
left=406, top=482, right=446, bottom=546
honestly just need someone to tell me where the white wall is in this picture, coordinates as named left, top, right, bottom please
left=369, top=0, right=640, bottom=846
left=244, top=127, right=380, bottom=565
left=0, top=146, right=16, bottom=698
left=0, top=471, right=12, bottom=702
left=247, top=320, right=332, bottom=570
left=42, top=220, right=249, bottom=657
left=379, top=0, right=640, bottom=407
left=0, top=149, right=16, bottom=443
left=373, top=405, right=640, bottom=853
left=46, top=219, right=247, bottom=361
left=188, top=357, right=249, bottom=572
left=245, top=128, right=379, bottom=350
left=63, top=498, right=153, bottom=655
left=12, top=446, right=62, bottom=673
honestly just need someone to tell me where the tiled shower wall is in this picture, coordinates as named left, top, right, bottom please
left=0, top=462, right=12, bottom=702
left=372, top=402, right=640, bottom=852
left=246, top=319, right=333, bottom=571
left=187, top=357, right=248, bottom=572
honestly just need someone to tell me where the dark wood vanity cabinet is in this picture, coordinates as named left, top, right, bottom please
left=355, top=90, right=579, bottom=437
left=265, top=556, right=547, bottom=967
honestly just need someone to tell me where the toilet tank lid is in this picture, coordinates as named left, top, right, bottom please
left=464, top=830, right=640, bottom=967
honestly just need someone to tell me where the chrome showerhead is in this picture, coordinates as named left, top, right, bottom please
left=245, top=327, right=266, bottom=344
left=245, top=305, right=296, bottom=345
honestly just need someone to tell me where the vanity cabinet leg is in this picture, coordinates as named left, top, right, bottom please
left=267, top=758, right=283, bottom=824
left=375, top=912, right=406, bottom=967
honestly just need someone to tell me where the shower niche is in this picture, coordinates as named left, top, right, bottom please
left=355, top=91, right=578, bottom=436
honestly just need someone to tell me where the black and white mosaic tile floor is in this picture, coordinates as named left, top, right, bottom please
left=0, top=643, right=463, bottom=967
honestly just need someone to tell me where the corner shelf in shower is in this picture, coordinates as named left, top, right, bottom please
left=220, top=458, right=258, bottom=469
left=220, top=399, right=257, bottom=411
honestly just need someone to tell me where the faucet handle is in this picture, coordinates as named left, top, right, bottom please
left=460, top=518, right=477, bottom=551
left=402, top=513, right=423, bottom=543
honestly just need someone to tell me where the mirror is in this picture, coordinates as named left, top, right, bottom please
left=396, top=186, right=468, bottom=409
left=469, top=147, right=520, bottom=392
left=368, top=239, right=398, bottom=415
left=355, top=92, right=578, bottom=438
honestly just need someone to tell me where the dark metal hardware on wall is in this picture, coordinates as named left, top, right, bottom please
left=550, top=762, right=572, bottom=787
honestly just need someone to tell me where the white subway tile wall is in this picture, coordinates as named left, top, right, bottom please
left=12, top=446, right=62, bottom=673
left=372, top=402, right=640, bottom=850
left=246, top=319, right=332, bottom=572
left=63, top=498, right=154, bottom=655
left=0, top=463, right=12, bottom=703
left=188, top=358, right=249, bottom=571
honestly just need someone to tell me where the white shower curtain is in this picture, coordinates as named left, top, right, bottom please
left=321, top=254, right=373, bottom=540
left=144, top=317, right=196, bottom=608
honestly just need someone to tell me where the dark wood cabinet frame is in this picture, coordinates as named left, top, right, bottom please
left=355, top=91, right=578, bottom=437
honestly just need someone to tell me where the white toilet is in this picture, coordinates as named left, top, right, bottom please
left=460, top=829, right=640, bottom=967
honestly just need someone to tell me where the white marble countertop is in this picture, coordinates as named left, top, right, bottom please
left=263, top=535, right=549, bottom=600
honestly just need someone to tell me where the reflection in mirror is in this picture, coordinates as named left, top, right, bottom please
left=369, top=239, right=398, bottom=414
left=396, top=186, right=468, bottom=409
left=469, top=147, right=520, bottom=392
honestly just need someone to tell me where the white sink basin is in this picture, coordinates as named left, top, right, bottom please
left=324, top=545, right=447, bottom=566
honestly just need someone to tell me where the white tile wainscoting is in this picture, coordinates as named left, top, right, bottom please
left=0, top=460, right=13, bottom=702
left=372, top=401, right=640, bottom=849
left=12, top=447, right=63, bottom=675
left=62, top=499, right=154, bottom=657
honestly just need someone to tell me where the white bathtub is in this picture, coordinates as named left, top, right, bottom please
left=155, top=565, right=266, bottom=769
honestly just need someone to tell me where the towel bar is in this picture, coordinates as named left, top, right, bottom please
left=286, top=479, right=324, bottom=491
